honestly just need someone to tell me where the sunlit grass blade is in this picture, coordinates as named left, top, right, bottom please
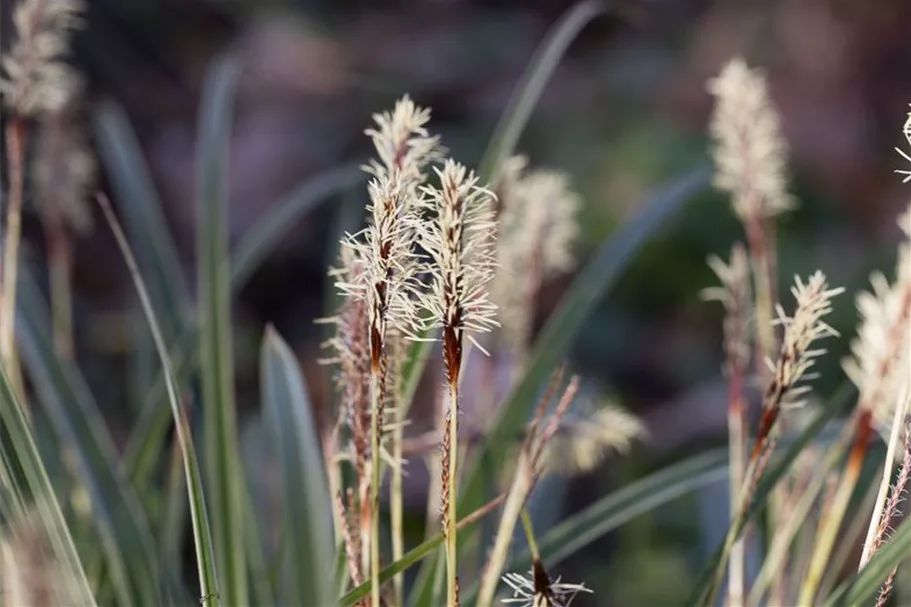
left=231, top=163, right=364, bottom=289
left=98, top=193, right=220, bottom=606
left=477, top=0, right=605, bottom=183
left=16, top=269, right=160, bottom=605
left=457, top=167, right=711, bottom=523
left=260, top=327, right=335, bottom=606
left=93, top=100, right=190, bottom=343
left=339, top=494, right=505, bottom=607
left=0, top=363, right=95, bottom=606
left=196, top=54, right=247, bottom=606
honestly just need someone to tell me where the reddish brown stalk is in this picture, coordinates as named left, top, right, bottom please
left=43, top=214, right=74, bottom=359
left=336, top=490, right=364, bottom=588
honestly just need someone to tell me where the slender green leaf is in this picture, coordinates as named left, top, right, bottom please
left=98, top=193, right=220, bottom=606
left=261, top=328, right=335, bottom=606
left=93, top=100, right=190, bottom=343
left=196, top=55, right=247, bottom=606
left=16, top=271, right=160, bottom=606
left=406, top=547, right=444, bottom=607
left=477, top=0, right=605, bottom=183
left=0, top=361, right=95, bottom=606
left=231, top=164, right=364, bottom=289
left=458, top=167, right=711, bottom=522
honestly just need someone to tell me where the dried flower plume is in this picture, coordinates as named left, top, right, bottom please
left=501, top=561, right=592, bottom=606
left=708, top=57, right=794, bottom=220
left=1, top=0, right=84, bottom=116
left=418, top=159, right=499, bottom=370
left=493, top=155, right=581, bottom=353
left=702, top=243, right=753, bottom=377
left=541, top=404, right=646, bottom=476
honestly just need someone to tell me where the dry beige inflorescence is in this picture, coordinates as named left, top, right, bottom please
left=0, top=0, right=84, bottom=116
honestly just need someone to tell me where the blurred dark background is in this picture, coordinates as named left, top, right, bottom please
left=4, top=0, right=911, bottom=603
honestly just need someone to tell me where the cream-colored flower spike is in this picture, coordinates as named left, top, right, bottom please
left=541, top=404, right=646, bottom=476
left=702, top=243, right=753, bottom=375
left=843, top=202, right=911, bottom=427
left=418, top=159, right=499, bottom=363
left=769, top=271, right=844, bottom=408
left=0, top=0, right=84, bottom=116
left=362, top=94, right=444, bottom=188
left=493, top=155, right=580, bottom=353
left=708, top=57, right=795, bottom=220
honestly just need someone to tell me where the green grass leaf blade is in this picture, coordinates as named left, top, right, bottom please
left=98, top=193, right=220, bottom=607
left=231, top=164, right=364, bottom=290
left=0, top=363, right=96, bottom=606
left=477, top=0, right=605, bottom=183
left=93, top=100, right=190, bottom=342
left=16, top=270, right=160, bottom=605
left=458, top=167, right=711, bottom=521
left=196, top=54, right=247, bottom=606
left=260, top=327, right=336, bottom=606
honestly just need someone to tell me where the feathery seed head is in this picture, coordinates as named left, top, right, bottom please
left=418, top=159, right=499, bottom=379
left=541, top=404, right=646, bottom=476
left=895, top=106, right=911, bottom=183
left=1, top=0, right=84, bottom=116
left=702, top=243, right=753, bottom=376
left=708, top=57, right=795, bottom=220
left=843, top=203, right=911, bottom=426
left=501, top=561, right=592, bottom=606
left=33, top=107, right=95, bottom=233
left=363, top=94, right=443, bottom=188
left=767, top=271, right=844, bottom=408
left=491, top=156, right=580, bottom=353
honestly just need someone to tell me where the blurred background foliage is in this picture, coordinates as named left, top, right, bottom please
left=3, top=0, right=911, bottom=604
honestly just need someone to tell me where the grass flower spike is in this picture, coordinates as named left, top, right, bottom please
left=708, top=57, right=794, bottom=220
left=493, top=156, right=580, bottom=354
left=419, top=159, right=498, bottom=606
left=501, top=561, right=592, bottom=607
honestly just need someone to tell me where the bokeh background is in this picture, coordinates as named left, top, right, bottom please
left=3, top=0, right=911, bottom=604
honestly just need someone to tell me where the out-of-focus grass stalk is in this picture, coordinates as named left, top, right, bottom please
left=798, top=410, right=873, bottom=605
left=45, top=218, right=75, bottom=359
left=1, top=118, right=27, bottom=399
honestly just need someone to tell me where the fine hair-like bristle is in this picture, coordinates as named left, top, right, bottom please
left=708, top=57, right=794, bottom=220
left=0, top=0, right=85, bottom=116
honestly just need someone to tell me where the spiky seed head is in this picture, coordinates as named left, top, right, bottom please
left=501, top=560, right=592, bottom=606
left=32, top=107, right=95, bottom=233
left=768, top=271, right=844, bottom=408
left=843, top=203, right=911, bottom=427
left=362, top=94, right=444, bottom=188
left=708, top=56, right=795, bottom=220
left=1, top=0, right=84, bottom=116
left=418, top=159, right=499, bottom=373
left=702, top=243, right=753, bottom=375
left=895, top=105, right=911, bottom=183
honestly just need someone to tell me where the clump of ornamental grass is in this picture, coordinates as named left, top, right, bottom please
left=0, top=0, right=85, bottom=395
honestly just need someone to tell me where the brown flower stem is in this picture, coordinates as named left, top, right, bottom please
left=444, top=381, right=460, bottom=607
left=44, top=215, right=74, bottom=359
left=798, top=409, right=873, bottom=606
left=727, top=370, right=747, bottom=607
left=1, top=117, right=28, bottom=399
left=368, top=357, right=386, bottom=607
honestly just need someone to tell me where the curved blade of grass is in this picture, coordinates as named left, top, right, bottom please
left=196, top=55, right=247, bottom=606
left=231, top=164, right=364, bottom=289
left=126, top=164, right=358, bottom=493
left=0, top=362, right=96, bottom=606
left=684, top=381, right=854, bottom=607
left=477, top=0, right=605, bottom=183
left=458, top=167, right=711, bottom=522
left=339, top=493, right=505, bottom=607
left=459, top=449, right=728, bottom=605
left=98, top=193, right=220, bottom=606
left=93, top=100, right=190, bottom=343
left=16, top=270, right=160, bottom=605
left=261, top=327, right=335, bottom=606
left=406, top=547, right=445, bottom=607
